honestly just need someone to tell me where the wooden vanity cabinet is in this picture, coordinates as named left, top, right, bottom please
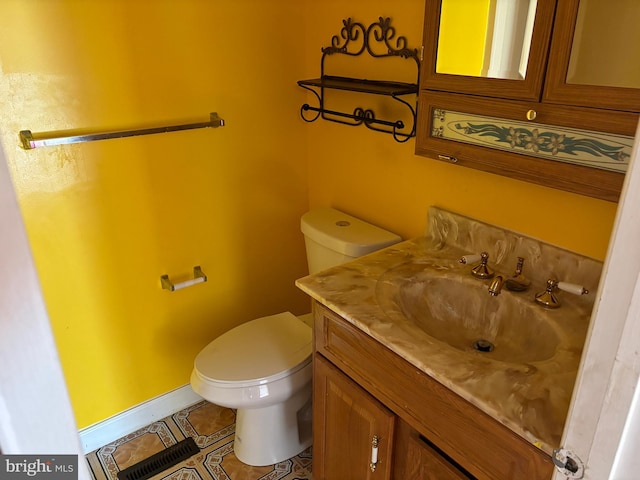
left=315, top=355, right=469, bottom=480
left=393, top=420, right=472, bottom=480
left=312, top=301, right=554, bottom=480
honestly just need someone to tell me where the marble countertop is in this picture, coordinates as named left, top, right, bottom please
left=296, top=207, right=602, bottom=455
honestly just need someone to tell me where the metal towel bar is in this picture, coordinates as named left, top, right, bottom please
left=19, top=112, right=225, bottom=150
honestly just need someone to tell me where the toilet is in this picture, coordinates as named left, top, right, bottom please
left=190, top=207, right=401, bottom=466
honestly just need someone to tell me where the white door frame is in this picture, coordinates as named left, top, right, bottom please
left=554, top=119, right=640, bottom=479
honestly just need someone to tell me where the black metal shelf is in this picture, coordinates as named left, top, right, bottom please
left=298, top=17, right=420, bottom=143
left=298, top=76, right=418, bottom=97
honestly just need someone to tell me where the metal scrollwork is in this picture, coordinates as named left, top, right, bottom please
left=323, top=18, right=367, bottom=56
left=322, top=17, right=419, bottom=63
left=367, top=17, right=418, bottom=60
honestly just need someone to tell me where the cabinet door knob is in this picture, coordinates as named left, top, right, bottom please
left=526, top=109, right=537, bottom=121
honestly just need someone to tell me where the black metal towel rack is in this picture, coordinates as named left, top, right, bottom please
left=297, top=17, right=420, bottom=143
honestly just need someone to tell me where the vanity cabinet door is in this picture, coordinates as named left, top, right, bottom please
left=313, top=354, right=395, bottom=480
left=394, top=420, right=474, bottom=480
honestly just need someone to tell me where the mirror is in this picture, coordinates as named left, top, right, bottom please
left=436, top=0, right=538, bottom=80
left=566, top=0, right=640, bottom=89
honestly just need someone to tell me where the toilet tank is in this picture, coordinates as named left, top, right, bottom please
left=300, top=207, right=402, bottom=275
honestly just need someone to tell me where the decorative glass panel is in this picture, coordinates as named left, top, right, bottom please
left=431, top=109, right=632, bottom=173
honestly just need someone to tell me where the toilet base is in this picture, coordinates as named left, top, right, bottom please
left=233, top=384, right=312, bottom=466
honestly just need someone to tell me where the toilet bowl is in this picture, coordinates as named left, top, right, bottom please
left=191, top=312, right=312, bottom=466
left=190, top=207, right=401, bottom=466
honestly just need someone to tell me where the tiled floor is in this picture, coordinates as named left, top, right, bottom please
left=85, top=400, right=313, bottom=480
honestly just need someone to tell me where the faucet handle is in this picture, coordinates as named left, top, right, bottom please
left=471, top=252, right=495, bottom=279
left=459, top=254, right=482, bottom=265
left=459, top=252, right=494, bottom=279
left=535, top=279, right=589, bottom=308
left=557, top=282, right=589, bottom=296
left=513, top=257, right=525, bottom=276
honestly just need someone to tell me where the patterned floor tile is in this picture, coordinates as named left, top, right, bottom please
left=173, top=403, right=236, bottom=449
left=85, top=401, right=313, bottom=480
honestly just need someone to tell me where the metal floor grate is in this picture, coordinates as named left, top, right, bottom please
left=116, top=437, right=200, bottom=480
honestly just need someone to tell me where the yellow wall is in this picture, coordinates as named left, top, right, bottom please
left=0, top=0, right=310, bottom=428
left=0, top=0, right=621, bottom=430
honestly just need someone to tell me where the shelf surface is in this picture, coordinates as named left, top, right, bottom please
left=298, top=75, right=418, bottom=96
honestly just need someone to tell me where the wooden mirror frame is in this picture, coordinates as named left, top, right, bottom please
left=421, top=0, right=557, bottom=101
left=543, top=0, right=640, bottom=112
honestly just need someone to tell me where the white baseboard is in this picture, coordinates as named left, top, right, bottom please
left=79, top=384, right=203, bottom=454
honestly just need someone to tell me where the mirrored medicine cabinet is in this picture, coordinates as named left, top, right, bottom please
left=417, top=0, right=640, bottom=202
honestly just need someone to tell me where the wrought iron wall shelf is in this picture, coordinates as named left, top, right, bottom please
left=298, top=17, right=420, bottom=143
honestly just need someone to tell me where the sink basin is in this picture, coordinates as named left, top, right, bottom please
left=376, top=263, right=560, bottom=364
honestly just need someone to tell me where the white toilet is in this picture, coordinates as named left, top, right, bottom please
left=190, top=207, right=401, bottom=466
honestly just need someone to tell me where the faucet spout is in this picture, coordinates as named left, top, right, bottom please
left=488, top=275, right=504, bottom=296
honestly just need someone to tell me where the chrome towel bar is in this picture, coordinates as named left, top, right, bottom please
left=19, top=112, right=225, bottom=150
left=161, top=266, right=207, bottom=292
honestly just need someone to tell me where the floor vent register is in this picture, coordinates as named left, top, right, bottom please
left=116, top=437, right=200, bottom=480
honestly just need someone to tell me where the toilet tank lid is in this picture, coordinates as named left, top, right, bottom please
left=301, top=207, right=401, bottom=257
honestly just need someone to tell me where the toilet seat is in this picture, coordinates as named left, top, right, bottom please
left=194, top=312, right=312, bottom=388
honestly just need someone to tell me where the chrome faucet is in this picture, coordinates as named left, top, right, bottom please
left=488, top=257, right=529, bottom=296
left=488, top=275, right=504, bottom=296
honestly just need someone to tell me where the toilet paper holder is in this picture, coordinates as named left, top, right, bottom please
left=161, top=266, right=207, bottom=292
